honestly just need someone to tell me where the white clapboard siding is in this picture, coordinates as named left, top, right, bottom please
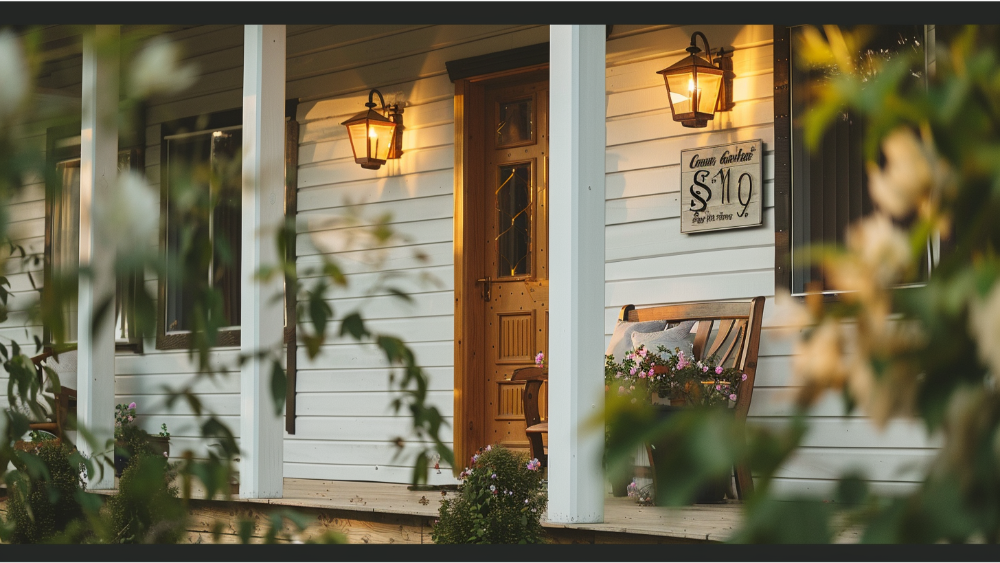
left=284, top=439, right=452, bottom=467
left=301, top=264, right=452, bottom=300
left=296, top=194, right=454, bottom=233
left=285, top=461, right=457, bottom=486
left=114, top=392, right=240, bottom=417
left=296, top=366, right=454, bottom=393
left=606, top=152, right=774, bottom=200
left=297, top=168, right=453, bottom=211
left=291, top=416, right=455, bottom=444
left=296, top=241, right=453, bottom=276
left=297, top=340, right=453, bottom=371
left=297, top=217, right=453, bottom=257
left=295, top=391, right=454, bottom=419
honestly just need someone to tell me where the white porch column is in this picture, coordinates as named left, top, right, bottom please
left=239, top=25, right=286, bottom=499
left=547, top=25, right=607, bottom=523
left=78, top=25, right=119, bottom=490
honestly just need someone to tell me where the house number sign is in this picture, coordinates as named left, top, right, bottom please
left=680, top=139, right=763, bottom=233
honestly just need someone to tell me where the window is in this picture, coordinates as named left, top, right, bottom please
left=158, top=110, right=242, bottom=349
left=44, top=126, right=143, bottom=349
left=775, top=25, right=933, bottom=295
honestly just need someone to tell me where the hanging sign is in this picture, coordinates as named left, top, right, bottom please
left=680, top=139, right=763, bottom=233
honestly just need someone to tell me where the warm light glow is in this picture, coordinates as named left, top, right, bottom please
left=369, top=128, right=378, bottom=138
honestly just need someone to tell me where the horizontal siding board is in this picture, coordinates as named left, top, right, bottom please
left=303, top=265, right=453, bottom=301
left=605, top=246, right=774, bottom=282
left=298, top=340, right=453, bottom=370
left=772, top=447, right=934, bottom=482
left=607, top=98, right=774, bottom=147
left=284, top=438, right=454, bottom=466
left=284, top=461, right=459, bottom=485
left=296, top=366, right=453, bottom=393
left=297, top=195, right=453, bottom=233
left=290, top=416, right=454, bottom=443
left=768, top=477, right=919, bottom=498
left=294, top=391, right=453, bottom=418
left=606, top=24, right=772, bottom=67
left=606, top=270, right=774, bottom=308
left=606, top=208, right=775, bottom=263
left=147, top=88, right=241, bottom=126
left=297, top=169, right=453, bottom=211
left=115, top=350, right=240, bottom=375
left=132, top=414, right=241, bottom=439
left=114, top=393, right=239, bottom=417
left=297, top=145, right=453, bottom=190
left=298, top=74, right=454, bottom=122
left=606, top=153, right=774, bottom=200
left=115, top=372, right=240, bottom=395
left=751, top=417, right=942, bottom=449
left=607, top=124, right=775, bottom=174
left=296, top=241, right=453, bottom=276
left=298, top=217, right=452, bottom=257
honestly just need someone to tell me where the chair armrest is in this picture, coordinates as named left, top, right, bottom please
left=511, top=366, right=547, bottom=382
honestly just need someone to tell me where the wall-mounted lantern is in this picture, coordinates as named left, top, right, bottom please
left=657, top=31, right=735, bottom=128
left=341, top=88, right=404, bottom=170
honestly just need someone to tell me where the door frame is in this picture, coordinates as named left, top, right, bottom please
left=453, top=64, right=548, bottom=472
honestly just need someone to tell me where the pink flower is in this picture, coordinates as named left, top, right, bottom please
left=638, top=371, right=646, bottom=379
left=629, top=366, right=637, bottom=376
left=128, top=402, right=136, bottom=410
left=702, top=366, right=709, bottom=373
left=638, top=348, right=647, bottom=358
left=729, top=394, right=737, bottom=401
left=485, top=444, right=492, bottom=451
left=742, top=373, right=748, bottom=381
left=615, top=372, right=622, bottom=379
left=535, top=352, right=545, bottom=366
left=647, top=368, right=654, bottom=377
left=716, top=385, right=721, bottom=391
left=127, top=415, right=133, bottom=422
left=715, top=366, right=723, bottom=375
left=527, top=458, right=541, bottom=471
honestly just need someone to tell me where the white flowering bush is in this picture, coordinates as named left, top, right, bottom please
left=431, top=444, right=547, bottom=544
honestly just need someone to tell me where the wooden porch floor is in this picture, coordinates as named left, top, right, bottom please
left=191, top=478, right=748, bottom=544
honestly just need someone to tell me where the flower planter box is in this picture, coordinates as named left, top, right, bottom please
left=114, top=436, right=171, bottom=477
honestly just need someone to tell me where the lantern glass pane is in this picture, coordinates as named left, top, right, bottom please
left=695, top=72, right=722, bottom=114
left=368, top=121, right=396, bottom=162
left=666, top=72, right=697, bottom=115
left=347, top=122, right=369, bottom=160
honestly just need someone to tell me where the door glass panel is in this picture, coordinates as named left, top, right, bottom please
left=497, top=98, right=533, bottom=146
left=496, top=163, right=531, bottom=277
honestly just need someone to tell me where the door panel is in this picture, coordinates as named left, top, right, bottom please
left=481, top=78, right=549, bottom=450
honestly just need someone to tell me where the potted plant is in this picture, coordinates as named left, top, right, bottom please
left=114, top=402, right=171, bottom=477
left=605, top=344, right=748, bottom=503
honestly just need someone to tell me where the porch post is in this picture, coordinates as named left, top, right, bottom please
left=239, top=24, right=286, bottom=499
left=547, top=25, right=606, bottom=523
left=77, top=25, right=119, bottom=490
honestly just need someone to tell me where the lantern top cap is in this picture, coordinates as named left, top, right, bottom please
left=341, top=88, right=396, bottom=126
left=657, top=30, right=723, bottom=76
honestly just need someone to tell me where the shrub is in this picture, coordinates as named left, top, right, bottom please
left=104, top=451, right=186, bottom=544
left=431, top=444, right=546, bottom=544
left=4, top=438, right=87, bottom=543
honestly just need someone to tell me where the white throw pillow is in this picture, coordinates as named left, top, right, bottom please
left=630, top=320, right=697, bottom=358
left=605, top=319, right=667, bottom=363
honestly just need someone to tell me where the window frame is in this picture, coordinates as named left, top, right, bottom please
left=156, top=108, right=244, bottom=351
left=773, top=24, right=938, bottom=298
left=43, top=123, right=144, bottom=353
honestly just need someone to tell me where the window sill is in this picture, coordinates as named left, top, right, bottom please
left=115, top=341, right=143, bottom=354
left=156, top=329, right=241, bottom=351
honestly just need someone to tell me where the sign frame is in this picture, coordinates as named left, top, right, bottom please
left=680, top=139, right=764, bottom=234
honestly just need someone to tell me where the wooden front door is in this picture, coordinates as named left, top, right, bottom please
left=477, top=76, right=549, bottom=451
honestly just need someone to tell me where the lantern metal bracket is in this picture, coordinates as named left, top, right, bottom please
left=686, top=32, right=736, bottom=113
left=366, top=88, right=404, bottom=159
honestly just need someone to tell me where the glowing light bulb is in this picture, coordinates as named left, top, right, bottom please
left=369, top=128, right=378, bottom=138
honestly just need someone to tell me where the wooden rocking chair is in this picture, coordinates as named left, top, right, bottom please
left=511, top=366, right=547, bottom=468
left=26, top=346, right=78, bottom=441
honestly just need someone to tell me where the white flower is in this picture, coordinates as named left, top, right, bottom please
left=791, top=319, right=847, bottom=405
left=128, top=36, right=197, bottom=99
left=95, top=171, right=159, bottom=258
left=0, top=29, right=29, bottom=123
left=846, top=213, right=912, bottom=287
left=969, top=282, right=1000, bottom=385
left=866, top=128, right=933, bottom=219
